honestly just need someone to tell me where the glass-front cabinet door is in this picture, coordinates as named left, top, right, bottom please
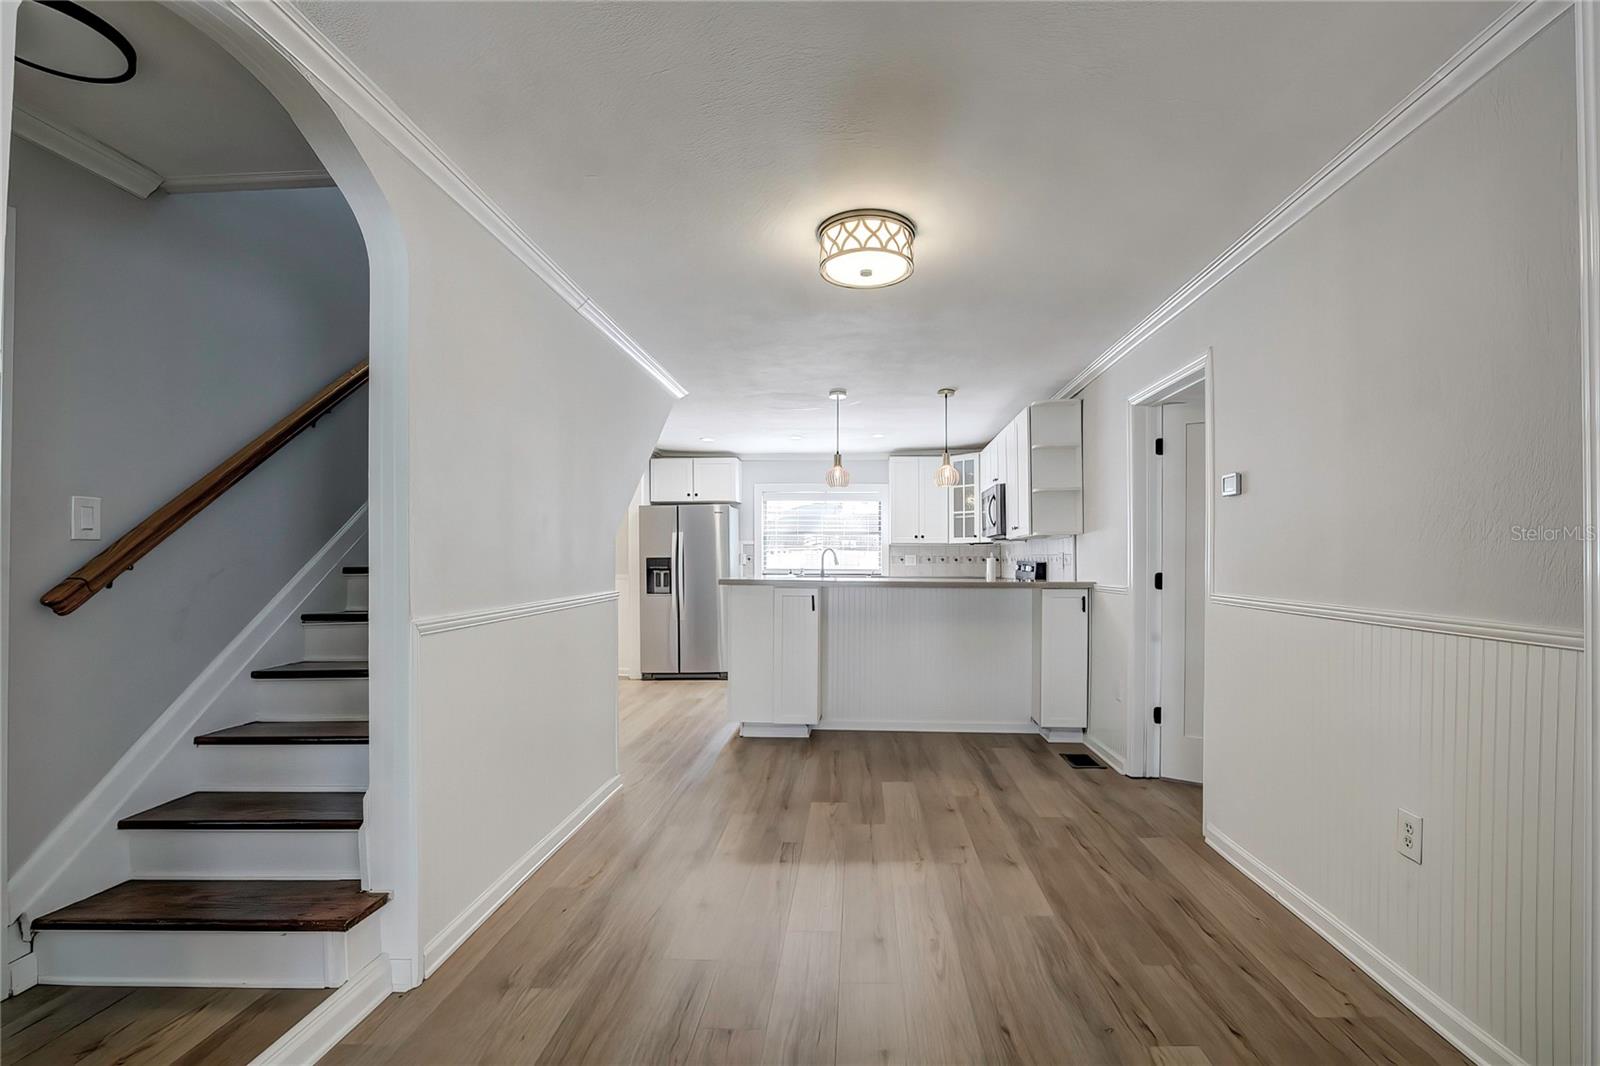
left=947, top=452, right=981, bottom=542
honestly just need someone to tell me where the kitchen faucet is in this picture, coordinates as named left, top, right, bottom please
left=819, top=547, right=840, bottom=579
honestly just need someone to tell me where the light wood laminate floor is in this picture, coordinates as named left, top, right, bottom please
left=1, top=983, right=328, bottom=1065
left=330, top=680, right=1464, bottom=1065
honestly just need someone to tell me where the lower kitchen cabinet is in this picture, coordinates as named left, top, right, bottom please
left=724, top=584, right=819, bottom=727
left=1037, top=588, right=1089, bottom=728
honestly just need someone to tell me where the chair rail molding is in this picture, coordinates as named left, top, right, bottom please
left=1054, top=0, right=1571, bottom=401
left=413, top=590, right=619, bottom=637
left=209, top=1, right=687, bottom=400
left=1210, top=592, right=1583, bottom=652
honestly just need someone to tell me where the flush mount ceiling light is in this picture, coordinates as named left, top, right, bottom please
left=934, top=388, right=961, bottom=488
left=816, top=209, right=915, bottom=289
left=824, top=389, right=851, bottom=487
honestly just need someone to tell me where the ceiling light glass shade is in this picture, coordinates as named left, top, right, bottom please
left=825, top=453, right=851, bottom=488
left=934, top=451, right=961, bottom=488
left=817, top=210, right=915, bottom=289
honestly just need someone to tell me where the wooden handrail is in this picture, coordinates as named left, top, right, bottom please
left=41, top=359, right=370, bottom=616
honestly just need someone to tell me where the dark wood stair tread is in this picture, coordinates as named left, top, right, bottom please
left=33, top=879, right=386, bottom=932
left=342, top=565, right=368, bottom=574
left=251, top=660, right=368, bottom=680
left=300, top=610, right=368, bottom=624
left=195, top=720, right=368, bottom=745
left=118, top=791, right=363, bottom=830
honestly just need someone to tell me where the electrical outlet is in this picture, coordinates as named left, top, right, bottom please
left=1396, top=809, right=1423, bottom=864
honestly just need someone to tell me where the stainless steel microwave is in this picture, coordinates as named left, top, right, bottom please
left=981, top=483, right=1006, bottom=540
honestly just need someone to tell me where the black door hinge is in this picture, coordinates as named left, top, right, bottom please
left=1153, top=571, right=1163, bottom=590
left=1153, top=706, right=1162, bottom=724
left=1155, top=437, right=1164, bottom=456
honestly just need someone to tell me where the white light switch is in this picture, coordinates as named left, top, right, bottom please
left=70, top=496, right=102, bottom=541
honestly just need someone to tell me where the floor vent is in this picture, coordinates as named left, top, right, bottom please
left=1061, top=752, right=1106, bottom=769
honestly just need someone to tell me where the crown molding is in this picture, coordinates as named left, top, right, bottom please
left=222, top=2, right=688, bottom=399
left=12, top=106, right=162, bottom=198
left=161, top=169, right=334, bottom=193
left=1055, top=0, right=1570, bottom=401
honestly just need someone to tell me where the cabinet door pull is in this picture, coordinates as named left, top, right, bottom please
left=811, top=594, right=815, bottom=611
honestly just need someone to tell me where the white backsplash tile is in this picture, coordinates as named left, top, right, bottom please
left=885, top=535, right=1075, bottom=580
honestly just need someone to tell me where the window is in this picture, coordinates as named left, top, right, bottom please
left=758, top=485, right=887, bottom=576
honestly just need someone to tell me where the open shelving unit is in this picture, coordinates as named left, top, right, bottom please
left=1029, top=399, right=1083, bottom=534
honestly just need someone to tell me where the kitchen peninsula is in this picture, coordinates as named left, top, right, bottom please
left=719, top=576, right=1093, bottom=739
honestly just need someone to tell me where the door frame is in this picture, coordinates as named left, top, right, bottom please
left=1124, top=349, right=1213, bottom=778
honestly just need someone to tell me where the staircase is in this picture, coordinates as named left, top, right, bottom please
left=29, top=565, right=386, bottom=988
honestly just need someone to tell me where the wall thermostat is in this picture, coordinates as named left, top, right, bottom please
left=1220, top=472, right=1242, bottom=497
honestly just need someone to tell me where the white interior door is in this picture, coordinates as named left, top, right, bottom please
left=1159, top=401, right=1205, bottom=782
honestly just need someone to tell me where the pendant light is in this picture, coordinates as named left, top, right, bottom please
left=824, top=388, right=851, bottom=487
left=934, top=387, right=961, bottom=487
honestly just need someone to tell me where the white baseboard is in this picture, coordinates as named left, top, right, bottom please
left=1084, top=734, right=1127, bottom=774
left=1033, top=723, right=1085, bottom=743
left=8, top=952, right=37, bottom=996
left=248, top=953, right=393, bottom=1066
left=6, top=508, right=367, bottom=938
left=812, top=720, right=1038, bottom=734
left=738, top=722, right=813, bottom=738
left=1204, top=823, right=1524, bottom=1066
left=421, top=773, right=622, bottom=977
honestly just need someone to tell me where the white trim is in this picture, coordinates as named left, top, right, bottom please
left=1033, top=724, right=1085, bottom=744
left=421, top=774, right=621, bottom=977
left=414, top=590, right=618, bottom=637
left=738, top=723, right=812, bottom=739
left=1206, top=823, right=1525, bottom=1066
left=1092, top=584, right=1129, bottom=596
left=813, top=720, right=1040, bottom=735
left=1210, top=592, right=1582, bottom=651
left=1125, top=351, right=1213, bottom=778
left=8, top=952, right=37, bottom=997
left=1054, top=1, right=1569, bottom=401
left=1084, top=734, right=1126, bottom=775
left=5, top=508, right=367, bottom=925
left=11, top=107, right=163, bottom=199
left=215, top=2, right=686, bottom=399
left=161, top=170, right=335, bottom=193
left=248, top=953, right=393, bottom=1066
left=1575, top=2, right=1599, bottom=1058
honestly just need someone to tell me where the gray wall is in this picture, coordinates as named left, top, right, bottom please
left=6, top=139, right=369, bottom=870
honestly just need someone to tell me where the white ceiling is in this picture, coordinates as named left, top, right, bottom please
left=299, top=1, right=1500, bottom=455
left=14, top=0, right=322, bottom=183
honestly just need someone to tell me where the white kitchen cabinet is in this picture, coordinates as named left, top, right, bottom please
left=976, top=398, right=1083, bottom=538
left=1037, top=588, right=1089, bottom=728
left=947, top=453, right=981, bottom=542
left=772, top=587, right=821, bottom=724
left=887, top=455, right=950, bottom=542
left=650, top=456, right=743, bottom=503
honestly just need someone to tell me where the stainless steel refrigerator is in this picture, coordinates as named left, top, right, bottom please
left=639, top=504, right=739, bottom=678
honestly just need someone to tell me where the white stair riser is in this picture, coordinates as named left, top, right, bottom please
left=197, top=745, right=368, bottom=791
left=345, top=574, right=368, bottom=611
left=302, top=622, right=368, bottom=660
left=217, top=679, right=368, bottom=720
left=128, top=830, right=360, bottom=879
left=36, top=912, right=381, bottom=988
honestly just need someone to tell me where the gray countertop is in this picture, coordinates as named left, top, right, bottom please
left=719, top=576, right=1096, bottom=591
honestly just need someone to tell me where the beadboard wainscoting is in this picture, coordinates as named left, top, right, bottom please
left=820, top=586, right=1038, bottom=731
left=1086, top=586, right=1132, bottom=769
left=1206, top=600, right=1584, bottom=1066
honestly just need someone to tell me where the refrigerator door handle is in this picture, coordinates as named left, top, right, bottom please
left=672, top=529, right=683, bottom=647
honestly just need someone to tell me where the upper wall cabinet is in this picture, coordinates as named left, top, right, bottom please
left=888, top=456, right=951, bottom=542
left=650, top=456, right=743, bottom=503
left=980, top=399, right=1082, bottom=538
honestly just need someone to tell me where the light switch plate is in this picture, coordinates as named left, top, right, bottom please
left=1221, top=472, right=1243, bottom=497
left=70, top=496, right=102, bottom=541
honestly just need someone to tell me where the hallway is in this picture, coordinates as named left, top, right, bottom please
left=326, top=680, right=1462, bottom=1065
